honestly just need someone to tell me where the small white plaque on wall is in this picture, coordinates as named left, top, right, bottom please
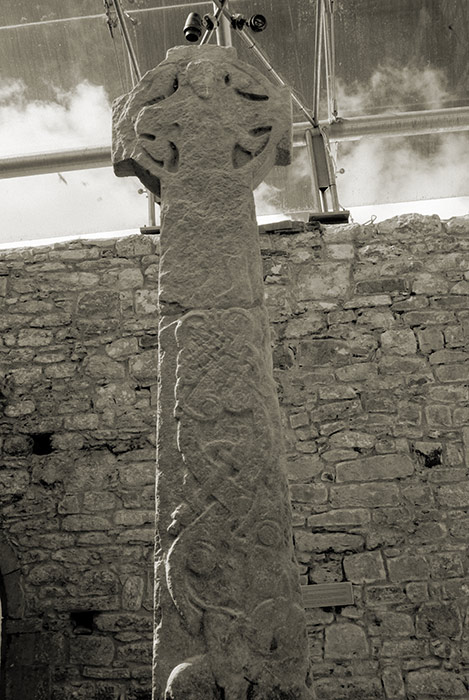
left=301, top=582, right=354, bottom=608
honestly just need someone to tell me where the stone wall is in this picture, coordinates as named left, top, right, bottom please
left=0, top=235, right=159, bottom=700
left=1, top=212, right=469, bottom=699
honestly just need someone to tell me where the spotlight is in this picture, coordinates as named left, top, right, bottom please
left=183, top=12, right=203, bottom=42
left=248, top=14, right=267, bottom=32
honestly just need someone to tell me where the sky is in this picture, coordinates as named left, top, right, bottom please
left=0, top=64, right=468, bottom=245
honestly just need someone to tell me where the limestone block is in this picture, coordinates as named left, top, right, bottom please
left=406, top=669, right=466, bottom=696
left=298, top=339, right=350, bottom=367
left=0, top=469, right=29, bottom=495
left=284, top=310, right=326, bottom=338
left=463, top=427, right=469, bottom=468
left=135, top=288, right=158, bottom=315
left=63, top=413, right=99, bottom=430
left=44, top=362, right=77, bottom=379
left=343, top=551, right=387, bottom=583
left=83, top=492, right=117, bottom=512
left=95, top=613, right=153, bottom=633
left=381, top=666, right=405, bottom=699
left=451, top=279, right=469, bottom=294
left=4, top=400, right=35, bottom=417
left=324, top=623, right=368, bottom=659
left=118, top=267, right=144, bottom=289
left=17, top=328, right=53, bottom=347
left=115, top=235, right=155, bottom=257
left=69, top=637, right=115, bottom=666
left=335, top=362, right=377, bottom=381
left=62, top=515, right=111, bottom=531
left=294, top=531, right=364, bottom=553
left=128, top=350, right=158, bottom=383
left=425, top=404, right=452, bottom=427
left=297, top=263, right=351, bottom=300
left=326, top=243, right=354, bottom=259
left=63, top=449, right=117, bottom=492
left=344, top=294, right=391, bottom=308
left=434, top=363, right=469, bottom=382
left=429, top=348, right=469, bottom=364
left=445, top=213, right=469, bottom=235
left=289, top=483, right=328, bottom=504
left=416, top=327, right=444, bottom=353
left=377, top=213, right=444, bottom=237
left=118, top=462, right=155, bottom=488
left=405, top=582, right=429, bottom=603
left=84, top=354, right=125, bottom=381
left=366, top=586, right=407, bottom=607
left=336, top=454, right=414, bottom=483
left=307, top=509, right=370, bottom=528
left=114, top=510, right=154, bottom=526
left=286, top=455, right=322, bottom=482
left=429, top=552, right=464, bottom=579
left=116, top=642, right=152, bottom=664
left=416, top=602, right=462, bottom=639
left=412, top=272, right=449, bottom=294
left=77, top=290, right=121, bottom=316
left=387, top=555, right=429, bottom=583
left=381, top=639, right=426, bottom=658
left=330, top=483, right=399, bottom=508
left=437, top=482, right=469, bottom=507
left=314, top=676, right=384, bottom=700
left=105, top=337, right=139, bottom=359
left=329, top=430, right=376, bottom=449
left=122, top=575, right=145, bottom=611
left=369, top=611, right=414, bottom=637
left=380, top=329, right=417, bottom=355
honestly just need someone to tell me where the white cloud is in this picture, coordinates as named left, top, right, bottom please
left=0, top=66, right=467, bottom=245
left=334, top=66, right=469, bottom=209
left=0, top=80, right=149, bottom=243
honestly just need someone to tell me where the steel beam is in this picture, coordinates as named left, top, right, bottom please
left=1, top=107, right=469, bottom=180
left=0, top=147, right=112, bottom=179
left=295, top=105, right=469, bottom=144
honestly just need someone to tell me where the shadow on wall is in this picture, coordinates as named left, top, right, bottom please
left=0, top=534, right=24, bottom=698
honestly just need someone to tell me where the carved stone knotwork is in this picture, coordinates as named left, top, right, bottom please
left=113, top=45, right=314, bottom=700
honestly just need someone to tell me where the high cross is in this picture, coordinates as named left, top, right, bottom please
left=113, top=44, right=314, bottom=700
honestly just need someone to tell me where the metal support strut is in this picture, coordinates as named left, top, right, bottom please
left=210, top=0, right=343, bottom=220
left=112, top=0, right=157, bottom=228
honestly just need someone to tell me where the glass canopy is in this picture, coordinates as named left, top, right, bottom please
left=1, top=1, right=468, bottom=242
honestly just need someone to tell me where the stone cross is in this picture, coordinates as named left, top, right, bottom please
left=113, top=45, right=314, bottom=700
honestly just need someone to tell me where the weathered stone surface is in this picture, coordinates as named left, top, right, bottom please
left=122, top=575, right=145, bottom=611
left=343, top=551, right=386, bottom=583
left=406, top=669, right=466, bottom=697
left=336, top=454, right=414, bottom=482
left=369, top=611, right=414, bottom=637
left=324, top=623, right=368, bottom=659
left=387, top=555, right=429, bottom=582
left=330, top=483, right=400, bottom=508
left=314, top=676, right=384, bottom=700
left=381, top=666, right=405, bottom=699
left=307, top=508, right=370, bottom=528
left=416, top=602, right=462, bottom=639
left=437, top=482, right=469, bottom=507
left=297, top=263, right=351, bottom=300
left=380, top=329, right=417, bottom=355
left=295, top=531, right=364, bottom=553
left=69, top=637, right=115, bottom=666
left=113, top=45, right=312, bottom=700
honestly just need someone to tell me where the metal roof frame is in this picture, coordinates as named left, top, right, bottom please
left=1, top=106, right=468, bottom=180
